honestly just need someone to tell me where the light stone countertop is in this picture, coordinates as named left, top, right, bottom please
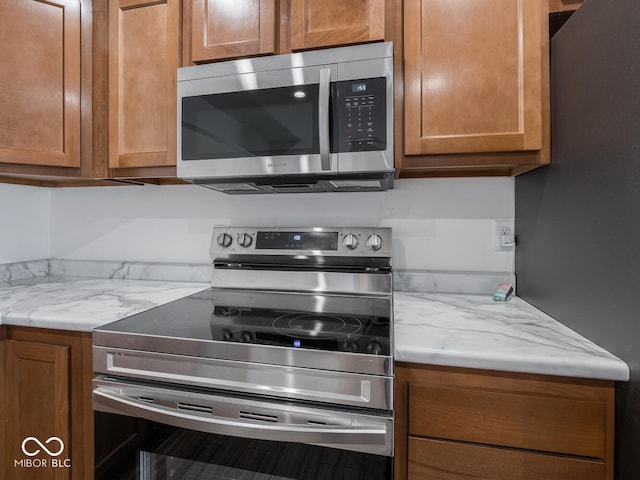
left=394, top=291, right=629, bottom=381
left=0, top=275, right=209, bottom=331
left=0, top=260, right=630, bottom=382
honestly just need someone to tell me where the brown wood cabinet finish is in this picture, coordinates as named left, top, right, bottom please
left=398, top=0, right=551, bottom=176
left=395, top=363, right=615, bottom=480
left=549, top=0, right=583, bottom=13
left=3, top=328, right=93, bottom=480
left=0, top=0, right=81, bottom=168
left=108, top=0, right=180, bottom=171
left=0, top=0, right=558, bottom=185
left=404, top=0, right=544, bottom=155
left=409, top=383, right=607, bottom=458
left=290, top=0, right=386, bottom=50
left=5, top=340, right=70, bottom=480
left=409, top=437, right=604, bottom=480
left=0, top=0, right=119, bottom=186
left=189, top=0, right=276, bottom=63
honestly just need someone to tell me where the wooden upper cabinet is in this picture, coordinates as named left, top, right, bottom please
left=549, top=0, right=583, bottom=13
left=0, top=0, right=80, bottom=168
left=404, top=0, right=545, bottom=157
left=291, top=0, right=386, bottom=50
left=108, top=0, right=180, bottom=171
left=189, top=0, right=276, bottom=63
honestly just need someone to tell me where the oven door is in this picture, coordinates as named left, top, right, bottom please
left=94, top=378, right=393, bottom=480
left=178, top=64, right=337, bottom=181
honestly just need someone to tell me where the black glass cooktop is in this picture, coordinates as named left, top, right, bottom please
left=97, top=289, right=391, bottom=356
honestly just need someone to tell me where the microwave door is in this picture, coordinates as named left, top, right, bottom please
left=178, top=65, right=338, bottom=180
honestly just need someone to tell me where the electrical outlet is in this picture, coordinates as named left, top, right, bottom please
left=494, top=220, right=515, bottom=251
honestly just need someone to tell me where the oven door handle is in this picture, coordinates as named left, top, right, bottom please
left=93, top=385, right=392, bottom=455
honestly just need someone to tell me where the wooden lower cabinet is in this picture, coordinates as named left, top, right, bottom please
left=2, top=327, right=93, bottom=480
left=409, top=437, right=604, bottom=480
left=394, top=363, right=615, bottom=480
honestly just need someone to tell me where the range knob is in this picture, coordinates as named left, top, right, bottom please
left=341, top=339, right=359, bottom=352
left=237, top=233, right=253, bottom=248
left=221, top=329, right=234, bottom=341
left=342, top=234, right=359, bottom=250
left=366, top=234, right=383, bottom=251
left=217, top=233, right=233, bottom=248
left=239, top=331, right=253, bottom=343
left=367, top=340, right=383, bottom=355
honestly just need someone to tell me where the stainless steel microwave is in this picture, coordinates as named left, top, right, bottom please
left=177, top=42, right=394, bottom=194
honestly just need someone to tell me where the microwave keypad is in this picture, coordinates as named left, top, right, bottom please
left=346, top=94, right=375, bottom=148
left=335, top=78, right=387, bottom=152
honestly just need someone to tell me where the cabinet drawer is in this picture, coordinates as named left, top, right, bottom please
left=408, top=437, right=604, bottom=480
left=409, top=384, right=606, bottom=458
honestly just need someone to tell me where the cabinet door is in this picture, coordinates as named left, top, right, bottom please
left=409, top=383, right=607, bottom=458
left=5, top=340, right=70, bottom=480
left=108, top=0, right=180, bottom=170
left=550, top=0, right=583, bottom=13
left=0, top=0, right=80, bottom=168
left=409, top=437, right=604, bottom=480
left=404, top=0, right=544, bottom=155
left=291, top=0, right=386, bottom=50
left=395, top=364, right=615, bottom=480
left=190, top=0, right=276, bottom=62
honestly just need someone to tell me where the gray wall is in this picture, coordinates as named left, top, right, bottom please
left=515, top=0, right=640, bottom=478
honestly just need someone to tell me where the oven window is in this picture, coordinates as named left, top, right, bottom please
left=182, top=85, right=320, bottom=160
left=95, top=412, right=392, bottom=480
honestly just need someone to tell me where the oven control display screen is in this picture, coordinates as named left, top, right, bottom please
left=256, top=231, right=338, bottom=250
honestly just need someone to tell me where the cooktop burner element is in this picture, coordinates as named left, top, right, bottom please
left=273, top=312, right=363, bottom=339
left=213, top=306, right=241, bottom=317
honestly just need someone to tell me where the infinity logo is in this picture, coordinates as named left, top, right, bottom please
left=21, top=437, right=65, bottom=457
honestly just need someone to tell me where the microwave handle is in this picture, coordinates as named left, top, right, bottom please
left=319, top=68, right=331, bottom=171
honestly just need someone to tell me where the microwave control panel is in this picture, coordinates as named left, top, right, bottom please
left=333, top=77, right=387, bottom=152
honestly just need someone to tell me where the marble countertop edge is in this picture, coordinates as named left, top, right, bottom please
left=395, top=347, right=630, bottom=382
left=392, top=291, right=630, bottom=382
left=1, top=316, right=97, bottom=333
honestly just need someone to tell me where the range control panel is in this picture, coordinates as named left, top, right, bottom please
left=334, top=77, right=387, bottom=152
left=210, top=226, right=392, bottom=259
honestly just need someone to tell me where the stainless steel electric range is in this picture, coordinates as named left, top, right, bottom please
left=93, top=226, right=394, bottom=480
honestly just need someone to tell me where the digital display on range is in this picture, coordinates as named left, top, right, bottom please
left=256, top=231, right=338, bottom=250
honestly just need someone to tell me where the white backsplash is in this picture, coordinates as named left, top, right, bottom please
left=0, top=177, right=515, bottom=273
left=0, top=183, right=50, bottom=263
left=48, top=177, right=514, bottom=271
